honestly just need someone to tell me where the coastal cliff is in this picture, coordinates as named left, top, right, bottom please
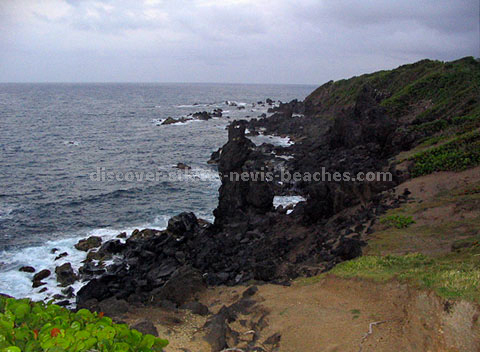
left=24, top=57, right=480, bottom=351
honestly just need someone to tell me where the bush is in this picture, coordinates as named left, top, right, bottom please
left=410, top=130, right=480, bottom=177
left=380, top=214, right=415, bottom=229
left=0, top=296, right=168, bottom=352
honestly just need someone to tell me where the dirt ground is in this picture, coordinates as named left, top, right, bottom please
left=123, top=276, right=479, bottom=352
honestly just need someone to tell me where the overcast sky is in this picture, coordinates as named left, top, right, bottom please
left=0, top=0, right=478, bottom=84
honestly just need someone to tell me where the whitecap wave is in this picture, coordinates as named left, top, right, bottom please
left=0, top=219, right=177, bottom=307
left=273, top=195, right=306, bottom=209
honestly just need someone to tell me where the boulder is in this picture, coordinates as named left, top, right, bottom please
left=211, top=109, right=223, bottom=117
left=193, top=111, right=211, bottom=120
left=149, top=266, right=205, bottom=306
left=167, top=212, right=199, bottom=237
left=33, top=269, right=51, bottom=282
left=181, top=301, right=209, bottom=316
left=19, top=266, right=35, bottom=273
left=75, top=236, right=102, bottom=252
left=98, top=297, right=130, bottom=316
left=131, top=320, right=158, bottom=336
left=161, top=117, right=178, bottom=125
left=175, top=162, right=191, bottom=170
left=55, top=263, right=77, bottom=287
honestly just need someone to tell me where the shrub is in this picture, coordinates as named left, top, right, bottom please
left=410, top=130, right=480, bottom=177
left=0, top=296, right=168, bottom=352
left=380, top=214, right=415, bottom=229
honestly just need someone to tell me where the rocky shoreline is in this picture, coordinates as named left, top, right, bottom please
left=20, top=84, right=419, bottom=311
left=33, top=83, right=417, bottom=308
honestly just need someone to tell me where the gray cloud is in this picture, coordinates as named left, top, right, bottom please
left=0, top=0, right=478, bottom=83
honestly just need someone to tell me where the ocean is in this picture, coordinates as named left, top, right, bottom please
left=0, top=82, right=314, bottom=301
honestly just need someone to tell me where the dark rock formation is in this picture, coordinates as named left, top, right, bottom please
left=33, top=269, right=50, bottom=282
left=192, top=111, right=211, bottom=120
left=131, top=320, right=158, bottom=336
left=32, top=269, right=51, bottom=288
left=76, top=82, right=414, bottom=312
left=75, top=236, right=102, bottom=251
left=175, top=163, right=191, bottom=170
left=19, top=266, right=35, bottom=273
left=55, top=263, right=77, bottom=287
left=214, top=121, right=273, bottom=228
left=207, top=148, right=222, bottom=164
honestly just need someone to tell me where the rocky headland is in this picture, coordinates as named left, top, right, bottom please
left=19, top=57, right=480, bottom=351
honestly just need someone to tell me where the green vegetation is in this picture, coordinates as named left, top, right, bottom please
left=306, top=57, right=480, bottom=123
left=380, top=214, right=415, bottom=229
left=409, top=129, right=480, bottom=177
left=0, top=296, right=168, bottom=352
left=329, top=252, right=480, bottom=302
left=307, top=57, right=480, bottom=177
left=299, top=180, right=480, bottom=303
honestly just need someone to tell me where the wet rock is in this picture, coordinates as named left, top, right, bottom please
left=62, top=286, right=75, bottom=298
left=207, top=147, right=222, bottom=164
left=211, top=108, right=223, bottom=117
left=55, top=252, right=68, bottom=261
left=117, top=232, right=127, bottom=239
left=32, top=281, right=46, bottom=288
left=193, top=111, right=211, bottom=120
left=75, top=236, right=102, bottom=252
left=19, top=266, right=35, bottom=273
left=33, top=269, right=51, bottom=282
left=175, top=162, right=192, bottom=170
left=162, top=117, right=178, bottom=125
left=55, top=263, right=77, bottom=287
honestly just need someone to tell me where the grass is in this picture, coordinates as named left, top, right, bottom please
left=329, top=251, right=480, bottom=302
left=307, top=57, right=480, bottom=178
left=298, top=179, right=480, bottom=303
left=408, top=129, right=480, bottom=177
left=380, top=214, right=415, bottom=229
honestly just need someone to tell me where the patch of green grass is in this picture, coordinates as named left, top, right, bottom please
left=409, top=129, right=480, bottom=177
left=380, top=214, right=415, bottom=229
left=329, top=252, right=480, bottom=302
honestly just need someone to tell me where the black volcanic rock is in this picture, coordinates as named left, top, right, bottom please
left=214, top=121, right=273, bottom=228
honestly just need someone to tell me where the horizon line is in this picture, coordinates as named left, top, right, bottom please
left=0, top=81, right=319, bottom=86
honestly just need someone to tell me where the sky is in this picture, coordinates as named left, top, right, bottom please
left=0, top=0, right=478, bottom=84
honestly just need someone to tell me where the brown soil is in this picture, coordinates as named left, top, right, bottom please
left=395, top=166, right=480, bottom=202
left=122, top=276, right=479, bottom=352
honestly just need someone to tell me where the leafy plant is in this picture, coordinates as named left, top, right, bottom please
left=409, top=130, right=480, bottom=177
left=0, top=296, right=168, bottom=352
left=380, top=214, right=415, bottom=229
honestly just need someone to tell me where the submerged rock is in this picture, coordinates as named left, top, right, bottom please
left=175, top=162, right=191, bottom=170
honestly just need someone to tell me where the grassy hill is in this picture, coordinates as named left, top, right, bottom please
left=306, top=57, right=480, bottom=177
